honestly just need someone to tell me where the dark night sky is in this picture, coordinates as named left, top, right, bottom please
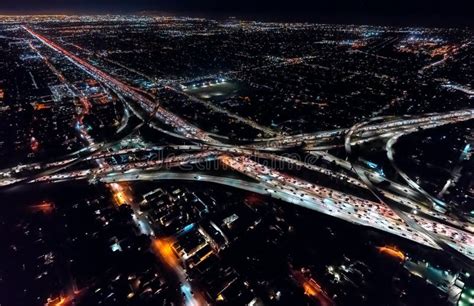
left=0, top=0, right=473, bottom=27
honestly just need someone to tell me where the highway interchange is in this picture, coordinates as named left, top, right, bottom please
left=7, top=26, right=474, bottom=269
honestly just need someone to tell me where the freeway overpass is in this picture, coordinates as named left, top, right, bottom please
left=22, top=26, right=474, bottom=266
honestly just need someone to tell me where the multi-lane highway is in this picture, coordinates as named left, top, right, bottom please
left=21, top=26, right=474, bottom=264
left=220, top=155, right=474, bottom=260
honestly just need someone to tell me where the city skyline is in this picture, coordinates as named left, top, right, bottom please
left=0, top=1, right=473, bottom=27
